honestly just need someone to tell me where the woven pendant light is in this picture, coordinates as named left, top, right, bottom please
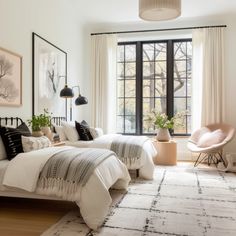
left=139, top=0, right=181, bottom=21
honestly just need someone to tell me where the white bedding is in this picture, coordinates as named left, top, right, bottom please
left=0, top=146, right=131, bottom=230
left=65, top=134, right=157, bottom=179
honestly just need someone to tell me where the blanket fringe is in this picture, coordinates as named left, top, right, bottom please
left=36, top=177, right=82, bottom=201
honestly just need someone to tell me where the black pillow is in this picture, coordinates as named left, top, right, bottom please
left=75, top=121, right=93, bottom=141
left=81, top=120, right=90, bottom=128
left=16, top=122, right=32, bottom=137
left=0, top=123, right=31, bottom=160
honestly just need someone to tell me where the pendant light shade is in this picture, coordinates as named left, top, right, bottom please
left=75, top=94, right=88, bottom=106
left=139, top=0, right=181, bottom=21
left=60, top=85, right=74, bottom=98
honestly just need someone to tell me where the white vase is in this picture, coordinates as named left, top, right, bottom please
left=41, top=127, right=53, bottom=141
left=156, top=128, right=171, bottom=142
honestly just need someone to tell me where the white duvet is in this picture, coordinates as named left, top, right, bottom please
left=66, top=134, right=157, bottom=179
left=2, top=146, right=131, bottom=230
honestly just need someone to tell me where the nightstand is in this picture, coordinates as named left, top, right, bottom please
left=51, top=141, right=66, bottom=147
left=152, top=140, right=177, bottom=165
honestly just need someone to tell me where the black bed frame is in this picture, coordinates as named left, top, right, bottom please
left=0, top=117, right=23, bottom=127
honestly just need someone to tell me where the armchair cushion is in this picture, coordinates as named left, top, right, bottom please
left=197, top=129, right=226, bottom=148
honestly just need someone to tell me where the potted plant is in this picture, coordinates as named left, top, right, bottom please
left=146, top=110, right=185, bottom=142
left=28, top=109, right=53, bottom=139
left=39, top=109, right=52, bottom=136
left=28, top=116, right=43, bottom=137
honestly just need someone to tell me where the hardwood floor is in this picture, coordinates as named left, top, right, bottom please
left=0, top=197, right=77, bottom=236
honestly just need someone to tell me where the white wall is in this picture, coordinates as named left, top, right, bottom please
left=0, top=0, right=87, bottom=122
left=85, top=14, right=236, bottom=157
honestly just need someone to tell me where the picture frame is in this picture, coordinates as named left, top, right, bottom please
left=32, top=32, right=67, bottom=118
left=0, top=47, right=22, bottom=106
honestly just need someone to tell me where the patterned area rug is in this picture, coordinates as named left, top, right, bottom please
left=42, top=164, right=236, bottom=236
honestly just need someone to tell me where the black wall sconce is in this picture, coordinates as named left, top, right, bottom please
left=60, top=85, right=88, bottom=121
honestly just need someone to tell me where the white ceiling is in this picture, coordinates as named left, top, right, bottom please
left=74, top=0, right=236, bottom=23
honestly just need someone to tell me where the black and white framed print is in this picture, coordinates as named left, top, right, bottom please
left=0, top=47, right=22, bottom=106
left=32, top=32, right=67, bottom=117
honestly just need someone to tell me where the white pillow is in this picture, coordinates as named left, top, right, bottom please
left=55, top=126, right=67, bottom=141
left=197, top=129, right=226, bottom=148
left=61, top=121, right=79, bottom=142
left=21, top=136, right=51, bottom=153
left=0, top=137, right=7, bottom=160
left=89, top=127, right=104, bottom=139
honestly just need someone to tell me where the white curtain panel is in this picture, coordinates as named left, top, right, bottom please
left=90, top=34, right=117, bottom=134
left=192, top=27, right=225, bottom=131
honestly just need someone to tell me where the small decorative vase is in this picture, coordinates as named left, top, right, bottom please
left=32, top=130, right=43, bottom=137
left=41, top=127, right=53, bottom=141
left=156, top=128, right=171, bottom=142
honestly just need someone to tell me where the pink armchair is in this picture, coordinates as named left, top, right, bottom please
left=187, top=123, right=235, bottom=167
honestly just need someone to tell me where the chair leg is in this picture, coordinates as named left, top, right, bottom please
left=194, top=153, right=202, bottom=167
left=194, top=153, right=209, bottom=167
left=217, top=152, right=226, bottom=167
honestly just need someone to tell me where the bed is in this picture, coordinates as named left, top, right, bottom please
left=52, top=118, right=156, bottom=180
left=0, top=117, right=131, bottom=230
left=66, top=134, right=156, bottom=180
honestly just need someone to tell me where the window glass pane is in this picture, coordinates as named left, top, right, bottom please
left=174, top=98, right=186, bottom=114
left=143, top=80, right=155, bottom=98
left=174, top=61, right=186, bottom=79
left=117, top=99, right=124, bottom=115
left=143, top=98, right=155, bottom=115
left=187, top=59, right=192, bottom=78
left=155, top=79, right=167, bottom=97
left=187, top=79, right=191, bottom=96
left=125, top=80, right=136, bottom=97
left=117, top=63, right=124, bottom=79
left=155, top=43, right=167, bottom=61
left=125, top=62, right=136, bottom=78
left=125, top=45, right=136, bottom=62
left=143, top=44, right=154, bottom=61
left=125, top=98, right=135, bottom=115
left=116, top=116, right=124, bottom=133
left=187, top=98, right=191, bottom=113
left=117, top=80, right=124, bottom=97
left=143, top=62, right=154, bottom=79
left=155, top=98, right=166, bottom=113
left=125, top=116, right=136, bottom=133
left=174, top=116, right=187, bottom=134
left=187, top=116, right=192, bottom=133
left=174, top=79, right=186, bottom=97
left=187, top=42, right=192, bottom=57
left=174, top=42, right=187, bottom=60
left=117, top=45, right=124, bottom=62
left=155, top=61, right=167, bottom=78
left=143, top=116, right=155, bottom=134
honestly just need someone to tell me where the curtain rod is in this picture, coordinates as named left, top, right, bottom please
left=91, top=25, right=227, bottom=36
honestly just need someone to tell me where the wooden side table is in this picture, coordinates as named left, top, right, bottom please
left=152, top=140, right=177, bottom=165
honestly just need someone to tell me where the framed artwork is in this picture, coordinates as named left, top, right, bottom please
left=32, top=32, right=67, bottom=117
left=0, top=47, right=22, bottom=106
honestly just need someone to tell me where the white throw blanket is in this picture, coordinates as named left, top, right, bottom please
left=37, top=148, right=116, bottom=201
left=110, top=136, right=149, bottom=166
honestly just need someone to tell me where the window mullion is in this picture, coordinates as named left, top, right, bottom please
left=136, top=42, right=142, bottom=135
left=167, top=40, right=174, bottom=119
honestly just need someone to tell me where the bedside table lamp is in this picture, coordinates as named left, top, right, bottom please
left=60, top=85, right=88, bottom=121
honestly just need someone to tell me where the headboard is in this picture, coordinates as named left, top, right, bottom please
left=0, top=117, right=24, bottom=127
left=50, top=117, right=67, bottom=126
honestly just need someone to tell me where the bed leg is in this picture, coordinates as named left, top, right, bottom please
left=136, top=169, right=139, bottom=178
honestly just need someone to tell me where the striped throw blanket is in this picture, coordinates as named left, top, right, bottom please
left=110, top=136, right=149, bottom=166
left=37, top=148, right=115, bottom=200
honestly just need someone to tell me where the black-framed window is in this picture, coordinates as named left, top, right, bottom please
left=116, top=39, right=192, bottom=136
